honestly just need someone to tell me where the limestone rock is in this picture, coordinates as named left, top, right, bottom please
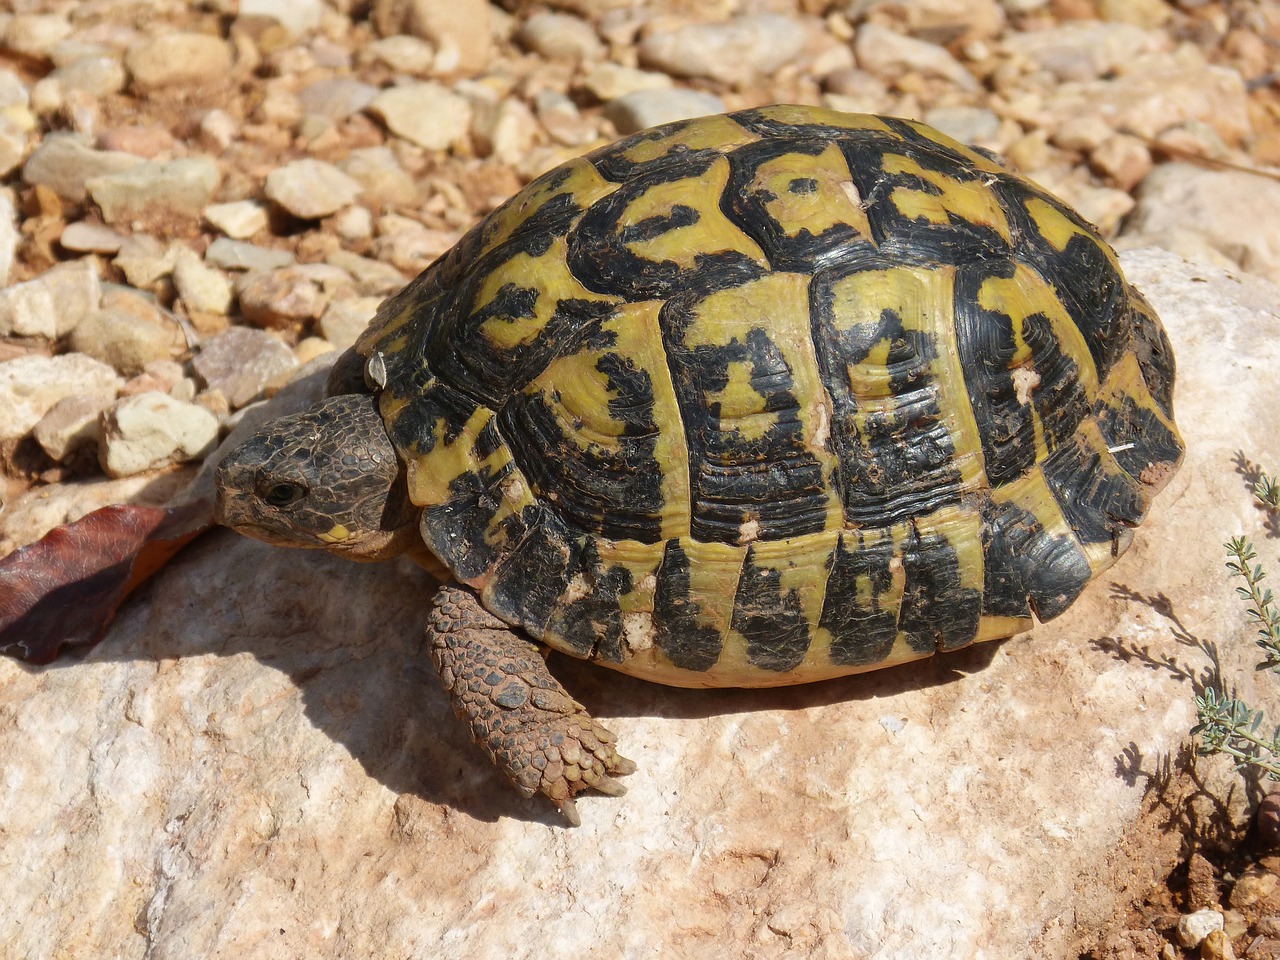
left=192, top=325, right=298, bottom=409
left=68, top=304, right=185, bottom=377
left=32, top=393, right=111, bottom=461
left=86, top=157, right=222, bottom=226
left=0, top=257, right=102, bottom=339
left=0, top=352, right=121, bottom=441
left=603, top=89, right=726, bottom=135
left=205, top=238, right=295, bottom=273
left=124, top=33, right=233, bottom=93
left=637, top=15, right=810, bottom=87
left=855, top=22, right=980, bottom=91
left=22, top=133, right=142, bottom=202
left=373, top=0, right=493, bottom=74
left=1, top=250, right=1278, bottom=958
left=203, top=201, right=268, bottom=240
left=264, top=159, right=362, bottom=220
left=98, top=392, right=219, bottom=477
left=367, top=82, right=471, bottom=152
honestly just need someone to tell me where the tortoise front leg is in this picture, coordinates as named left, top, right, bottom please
left=426, top=584, right=636, bottom=826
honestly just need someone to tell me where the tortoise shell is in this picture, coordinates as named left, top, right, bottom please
left=355, top=104, right=1184, bottom=688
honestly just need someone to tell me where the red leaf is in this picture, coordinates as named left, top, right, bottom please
left=0, top=498, right=213, bottom=663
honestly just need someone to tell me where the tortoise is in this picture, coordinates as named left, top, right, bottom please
left=214, top=104, right=1184, bottom=825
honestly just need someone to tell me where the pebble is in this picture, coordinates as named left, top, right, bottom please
left=339, top=147, right=420, bottom=208
left=204, top=200, right=268, bottom=240
left=1000, top=22, right=1166, bottom=83
left=191, top=326, right=298, bottom=409
left=2, top=14, right=73, bottom=60
left=69, top=303, right=183, bottom=377
left=857, top=0, right=1006, bottom=44
left=603, top=90, right=726, bottom=135
left=472, top=97, right=539, bottom=165
left=239, top=0, right=325, bottom=37
left=173, top=249, right=233, bottom=316
left=324, top=250, right=405, bottom=296
left=265, top=158, right=362, bottom=220
left=48, top=56, right=126, bottom=99
left=580, top=63, right=673, bottom=102
left=519, top=13, right=604, bottom=61
left=95, top=125, right=173, bottom=160
left=235, top=268, right=330, bottom=329
left=113, top=235, right=180, bottom=288
left=637, top=15, right=809, bottom=87
left=922, top=106, right=1001, bottom=146
left=1089, top=134, right=1153, bottom=192
left=319, top=297, right=383, bottom=349
left=1198, top=928, right=1235, bottom=960
left=294, top=337, right=334, bottom=365
left=297, top=78, right=379, bottom=122
left=124, top=33, right=234, bottom=93
left=535, top=91, right=597, bottom=147
left=0, top=258, right=102, bottom=339
left=0, top=190, right=15, bottom=285
left=1228, top=868, right=1277, bottom=909
left=855, top=23, right=981, bottom=91
left=374, top=0, right=493, bottom=74
left=0, top=353, right=122, bottom=441
left=360, top=35, right=438, bottom=76
left=1123, top=163, right=1280, bottom=284
left=59, top=221, right=126, bottom=254
left=1177, top=909, right=1224, bottom=949
left=32, top=394, right=111, bottom=462
left=22, top=133, right=141, bottom=202
left=86, top=156, right=222, bottom=225
left=205, top=238, right=295, bottom=273
left=98, top=392, right=220, bottom=478
left=367, top=82, right=472, bottom=151
left=0, top=116, right=25, bottom=179
left=331, top=206, right=373, bottom=242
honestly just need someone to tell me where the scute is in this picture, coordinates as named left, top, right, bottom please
left=359, top=105, right=1185, bottom=689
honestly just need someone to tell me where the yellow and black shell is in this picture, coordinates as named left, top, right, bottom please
left=356, top=105, right=1184, bottom=689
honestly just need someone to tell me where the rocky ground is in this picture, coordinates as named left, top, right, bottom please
left=1, top=0, right=1280, bottom=957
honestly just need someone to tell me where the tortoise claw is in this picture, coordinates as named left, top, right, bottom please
left=556, top=797, right=582, bottom=828
left=593, top=774, right=628, bottom=797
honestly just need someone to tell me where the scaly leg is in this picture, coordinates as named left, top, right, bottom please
left=426, top=584, right=637, bottom=826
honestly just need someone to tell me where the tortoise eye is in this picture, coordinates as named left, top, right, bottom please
left=262, top=482, right=307, bottom=507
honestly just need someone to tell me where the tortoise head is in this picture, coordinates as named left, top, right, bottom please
left=214, top=393, right=419, bottom=561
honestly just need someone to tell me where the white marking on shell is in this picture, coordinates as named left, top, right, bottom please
left=1012, top=366, right=1041, bottom=405
left=1108, top=443, right=1135, bottom=453
left=622, top=611, right=655, bottom=655
left=503, top=476, right=526, bottom=505
left=840, top=180, right=865, bottom=209
left=738, top=518, right=761, bottom=545
left=638, top=573, right=656, bottom=594
left=811, top=396, right=831, bottom=450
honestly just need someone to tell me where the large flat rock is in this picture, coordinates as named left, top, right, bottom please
left=2, top=249, right=1279, bottom=958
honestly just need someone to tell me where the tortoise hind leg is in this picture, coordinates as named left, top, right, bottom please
left=426, top=584, right=636, bottom=826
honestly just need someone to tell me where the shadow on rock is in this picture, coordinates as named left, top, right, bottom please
left=19, top=526, right=1005, bottom=826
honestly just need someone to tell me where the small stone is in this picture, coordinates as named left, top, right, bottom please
left=265, top=159, right=362, bottom=220
left=125, top=33, right=233, bottom=93
left=1177, top=910, right=1224, bottom=949
left=324, top=250, right=405, bottom=296
left=239, top=0, right=325, bottom=36
left=60, top=221, right=126, bottom=254
left=855, top=23, right=980, bottom=91
left=3, top=14, right=73, bottom=60
left=87, top=157, right=222, bottom=225
left=204, top=201, right=268, bottom=240
left=855, top=0, right=1006, bottom=44
left=0, top=190, right=16, bottom=285
left=367, top=82, right=472, bottom=151
left=173, top=249, right=232, bottom=316
left=1198, top=928, right=1234, bottom=960
left=297, top=78, right=379, bottom=122
left=99, top=392, right=219, bottom=477
left=114, top=235, right=180, bottom=288
left=0, top=116, right=26, bottom=179
left=32, top=394, right=110, bottom=462
left=534, top=91, right=595, bottom=147
left=922, top=106, right=1001, bottom=146
left=603, top=90, right=726, bottom=135
left=1090, top=134, right=1153, bottom=192
left=472, top=98, right=539, bottom=165
left=96, top=126, right=175, bottom=160
left=331, top=206, right=373, bottom=242
left=0, top=353, right=122, bottom=441
left=339, top=147, right=420, bottom=208
left=319, top=297, right=382, bottom=349
left=69, top=303, right=184, bottom=377
left=361, top=35, right=437, bottom=76
left=1230, top=868, right=1280, bottom=909
left=236, top=268, right=329, bottom=329
left=580, top=63, right=673, bottom=102
left=198, top=110, right=238, bottom=151
left=23, top=133, right=142, bottom=202
left=1000, top=23, right=1165, bottom=83
left=49, top=56, right=126, bottom=99
left=519, top=13, right=603, bottom=61
left=0, top=258, right=102, bottom=339
left=191, top=326, right=298, bottom=409
left=637, top=15, right=809, bottom=87
left=374, top=0, right=493, bottom=75
left=205, top=238, right=295, bottom=273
